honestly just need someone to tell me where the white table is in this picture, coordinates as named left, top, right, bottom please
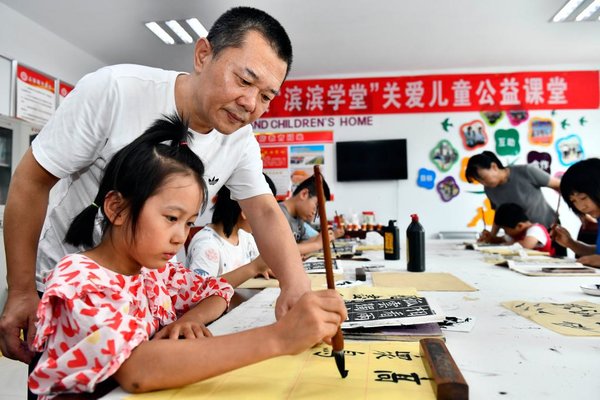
left=103, top=240, right=600, bottom=399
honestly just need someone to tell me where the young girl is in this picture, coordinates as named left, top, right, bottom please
left=186, top=184, right=273, bottom=287
left=29, top=115, right=347, bottom=399
left=551, top=158, right=600, bottom=267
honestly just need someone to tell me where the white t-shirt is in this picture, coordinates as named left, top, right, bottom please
left=185, top=226, right=259, bottom=277
left=32, top=64, right=270, bottom=291
left=505, top=224, right=549, bottom=247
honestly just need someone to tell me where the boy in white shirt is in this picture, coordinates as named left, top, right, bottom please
left=492, top=203, right=553, bottom=253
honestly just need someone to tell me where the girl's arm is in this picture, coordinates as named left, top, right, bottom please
left=221, top=256, right=271, bottom=288
left=113, top=289, right=346, bottom=393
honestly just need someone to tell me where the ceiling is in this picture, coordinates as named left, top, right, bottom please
left=2, top=0, right=600, bottom=79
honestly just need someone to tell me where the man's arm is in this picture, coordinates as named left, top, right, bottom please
left=239, top=194, right=310, bottom=319
left=0, top=149, right=59, bottom=362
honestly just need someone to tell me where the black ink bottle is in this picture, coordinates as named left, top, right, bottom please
left=406, top=214, right=425, bottom=272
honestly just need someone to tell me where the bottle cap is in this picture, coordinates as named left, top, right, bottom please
left=388, top=219, right=397, bottom=227
left=411, top=214, right=419, bottom=222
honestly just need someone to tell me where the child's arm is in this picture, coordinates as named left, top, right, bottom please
left=577, top=254, right=600, bottom=267
left=551, top=224, right=596, bottom=256
left=517, top=235, right=541, bottom=250
left=153, top=295, right=227, bottom=340
left=112, top=289, right=347, bottom=393
left=220, top=255, right=272, bottom=288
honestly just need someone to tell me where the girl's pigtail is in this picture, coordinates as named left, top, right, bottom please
left=64, top=198, right=102, bottom=248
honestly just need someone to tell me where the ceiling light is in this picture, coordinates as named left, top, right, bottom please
left=145, top=22, right=175, bottom=44
left=552, top=0, right=586, bottom=22
left=186, top=18, right=208, bottom=38
left=166, top=20, right=194, bottom=44
left=575, top=0, right=600, bottom=20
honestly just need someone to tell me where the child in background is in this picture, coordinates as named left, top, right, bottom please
left=185, top=182, right=274, bottom=287
left=551, top=158, right=600, bottom=267
left=29, top=116, right=347, bottom=398
left=279, top=175, right=344, bottom=255
left=492, top=203, right=553, bottom=253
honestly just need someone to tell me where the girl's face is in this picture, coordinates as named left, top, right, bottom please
left=569, top=192, right=600, bottom=218
left=475, top=164, right=504, bottom=188
left=130, top=173, right=202, bottom=269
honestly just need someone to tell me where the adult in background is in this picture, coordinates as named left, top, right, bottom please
left=0, top=6, right=310, bottom=365
left=465, top=150, right=565, bottom=255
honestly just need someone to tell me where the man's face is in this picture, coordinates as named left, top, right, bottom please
left=191, top=30, right=288, bottom=134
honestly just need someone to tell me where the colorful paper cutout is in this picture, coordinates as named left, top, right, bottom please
left=528, top=118, right=554, bottom=146
left=494, top=129, right=521, bottom=156
left=441, top=117, right=453, bottom=132
left=429, top=140, right=458, bottom=172
left=436, top=176, right=460, bottom=202
left=480, top=111, right=504, bottom=126
left=459, top=157, right=471, bottom=183
left=416, top=168, right=436, bottom=190
left=467, top=198, right=495, bottom=228
left=527, top=151, right=552, bottom=174
left=555, top=134, right=585, bottom=166
left=459, top=120, right=487, bottom=150
left=506, top=110, right=528, bottom=126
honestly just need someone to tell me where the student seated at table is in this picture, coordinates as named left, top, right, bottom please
left=186, top=184, right=274, bottom=287
left=279, top=175, right=344, bottom=255
left=551, top=158, right=600, bottom=267
left=489, top=203, right=553, bottom=253
left=28, top=116, right=347, bottom=398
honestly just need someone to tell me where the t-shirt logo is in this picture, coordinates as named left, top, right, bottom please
left=208, top=176, right=219, bottom=185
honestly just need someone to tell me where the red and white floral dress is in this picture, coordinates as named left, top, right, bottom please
left=29, top=254, right=234, bottom=399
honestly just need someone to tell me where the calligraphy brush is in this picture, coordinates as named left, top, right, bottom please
left=480, top=207, right=486, bottom=231
left=313, top=165, right=348, bottom=379
left=553, top=194, right=561, bottom=226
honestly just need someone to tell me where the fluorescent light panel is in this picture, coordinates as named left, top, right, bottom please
left=145, top=22, right=175, bottom=44
left=186, top=18, right=209, bottom=38
left=166, top=20, right=194, bottom=44
left=551, top=0, right=600, bottom=22
left=146, top=17, right=208, bottom=45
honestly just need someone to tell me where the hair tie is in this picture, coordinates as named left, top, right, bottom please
left=91, top=202, right=99, bottom=209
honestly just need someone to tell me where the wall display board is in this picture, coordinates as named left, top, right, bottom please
left=58, top=81, right=73, bottom=106
left=15, top=64, right=56, bottom=126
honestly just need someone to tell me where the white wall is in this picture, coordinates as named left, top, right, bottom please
left=0, top=2, right=105, bottom=87
left=255, top=77, right=600, bottom=241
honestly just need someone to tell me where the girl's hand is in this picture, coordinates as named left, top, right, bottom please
left=274, top=290, right=347, bottom=355
left=251, top=256, right=274, bottom=279
left=577, top=254, right=600, bottom=268
left=550, top=224, right=573, bottom=247
left=153, top=320, right=213, bottom=340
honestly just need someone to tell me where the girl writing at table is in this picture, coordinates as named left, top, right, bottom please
left=28, top=115, right=347, bottom=399
left=551, top=158, right=600, bottom=267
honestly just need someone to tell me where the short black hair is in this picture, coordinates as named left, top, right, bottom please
left=293, top=175, right=331, bottom=201
left=560, top=158, right=600, bottom=216
left=65, top=115, right=207, bottom=248
left=466, top=151, right=505, bottom=183
left=208, top=6, right=293, bottom=77
left=494, top=203, right=529, bottom=228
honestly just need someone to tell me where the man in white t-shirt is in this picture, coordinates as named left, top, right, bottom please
left=0, top=6, right=310, bottom=364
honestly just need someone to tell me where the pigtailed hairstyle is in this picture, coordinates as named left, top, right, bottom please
left=292, top=175, right=331, bottom=200
left=465, top=151, right=506, bottom=183
left=65, top=114, right=207, bottom=248
left=560, top=158, right=600, bottom=216
left=207, top=6, right=293, bottom=77
left=494, top=203, right=529, bottom=228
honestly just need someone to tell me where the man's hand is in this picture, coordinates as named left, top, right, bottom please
left=275, top=279, right=311, bottom=320
left=0, top=289, right=40, bottom=363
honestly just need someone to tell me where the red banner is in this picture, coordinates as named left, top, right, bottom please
left=263, top=70, right=599, bottom=118
left=59, top=82, right=73, bottom=98
left=255, top=131, right=333, bottom=146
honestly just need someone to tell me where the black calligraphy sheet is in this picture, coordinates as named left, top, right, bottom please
left=343, top=296, right=444, bottom=329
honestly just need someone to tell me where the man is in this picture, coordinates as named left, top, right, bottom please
left=0, top=6, right=310, bottom=364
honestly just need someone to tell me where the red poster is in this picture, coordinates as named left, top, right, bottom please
left=263, top=70, right=599, bottom=118
left=255, top=131, right=333, bottom=145
left=261, top=146, right=288, bottom=169
left=16, top=65, right=56, bottom=126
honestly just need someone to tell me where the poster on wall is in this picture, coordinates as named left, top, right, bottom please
left=256, top=131, right=333, bottom=200
left=16, top=64, right=56, bottom=126
left=58, top=81, right=74, bottom=106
